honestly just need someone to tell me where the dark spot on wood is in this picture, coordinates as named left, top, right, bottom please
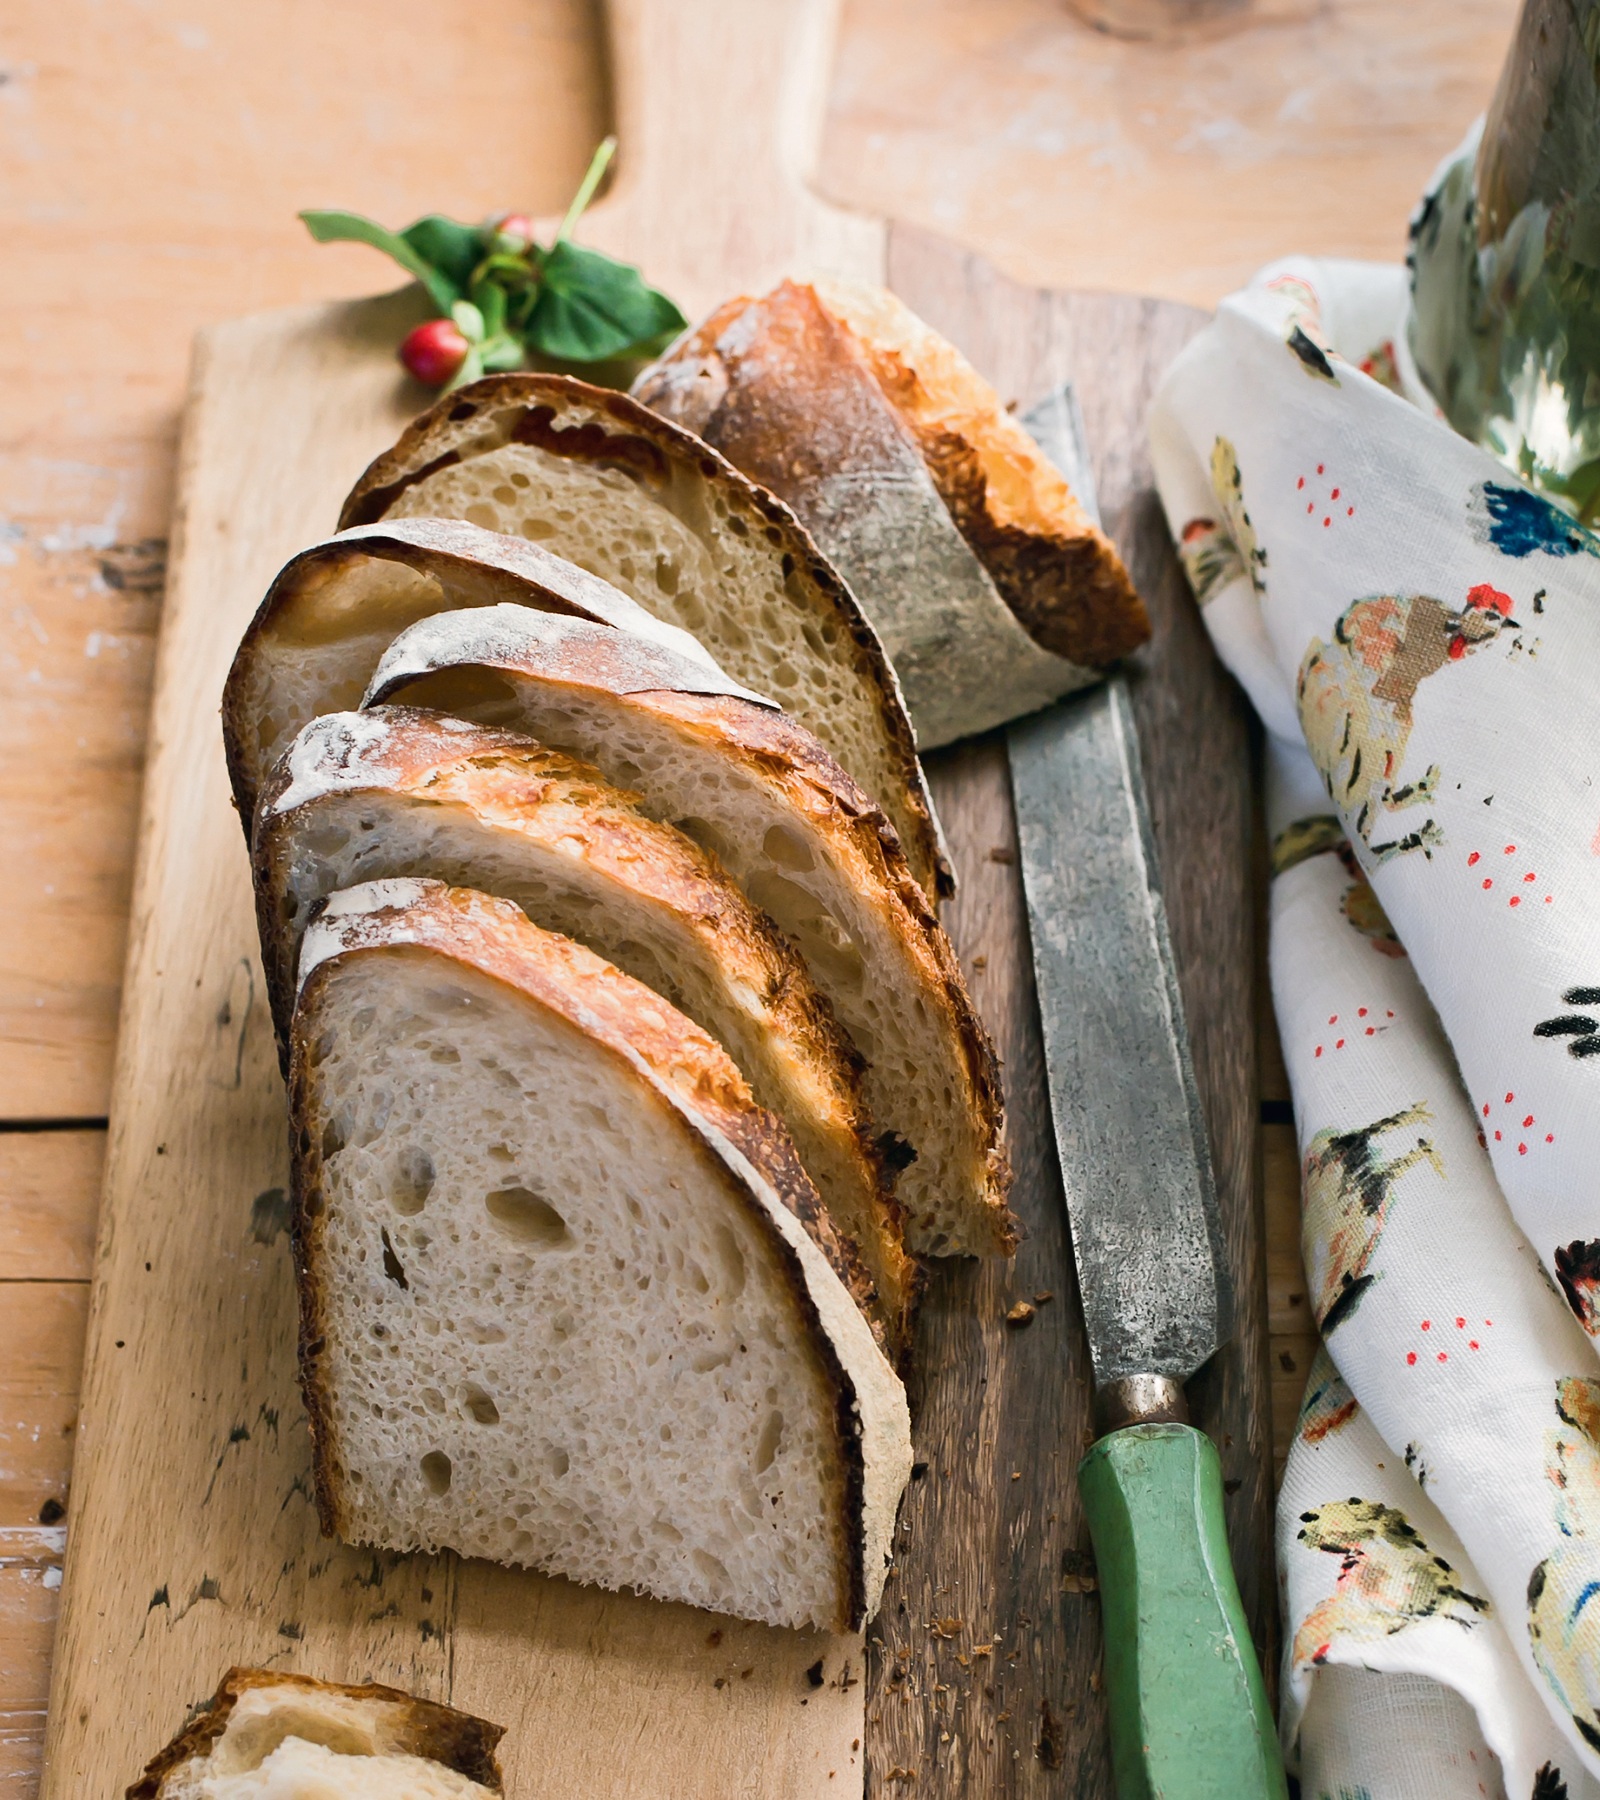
left=910, top=1461, right=929, bottom=1481
left=115, top=1340, right=125, bottom=1349
left=38, top=1496, right=65, bottom=1525
left=278, top=1620, right=303, bottom=1640
left=985, top=846, right=1015, bottom=864
left=707, top=1627, right=723, bottom=1646
left=1224, top=1476, right=1243, bottom=1496
left=250, top=1187, right=290, bottom=1245
left=98, top=537, right=168, bottom=596
left=147, top=1585, right=169, bottom=1612
left=805, top=1658, right=826, bottom=1688
left=420, top=1618, right=438, bottom=1640
left=421, top=1586, right=433, bottom=1603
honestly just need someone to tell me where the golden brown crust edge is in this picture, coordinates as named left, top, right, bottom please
left=639, top=687, right=1016, bottom=1254
left=289, top=906, right=875, bottom=1629
left=333, top=371, right=951, bottom=900
left=126, top=1665, right=505, bottom=1798
left=256, top=715, right=914, bottom=1344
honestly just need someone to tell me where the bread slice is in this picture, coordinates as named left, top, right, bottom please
left=334, top=371, right=949, bottom=899
left=633, top=280, right=1149, bottom=728
left=220, top=515, right=746, bottom=833
left=255, top=707, right=916, bottom=1347
left=127, top=1666, right=503, bottom=1799
left=291, top=880, right=912, bottom=1632
left=363, top=606, right=1014, bottom=1259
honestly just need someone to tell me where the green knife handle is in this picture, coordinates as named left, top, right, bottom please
left=1079, top=1423, right=1286, bottom=1800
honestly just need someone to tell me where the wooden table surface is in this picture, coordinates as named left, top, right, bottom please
left=0, top=0, right=1514, bottom=1789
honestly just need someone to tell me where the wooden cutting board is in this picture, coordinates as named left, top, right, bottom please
left=39, top=3, right=1270, bottom=1794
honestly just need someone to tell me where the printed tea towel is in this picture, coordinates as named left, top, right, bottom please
left=1148, top=251, right=1600, bottom=1798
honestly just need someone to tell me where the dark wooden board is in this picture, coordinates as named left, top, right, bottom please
left=861, top=229, right=1272, bottom=1796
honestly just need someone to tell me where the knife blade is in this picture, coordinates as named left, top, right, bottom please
left=1009, top=387, right=1286, bottom=1800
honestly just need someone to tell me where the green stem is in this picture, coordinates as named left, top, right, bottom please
left=556, top=135, right=618, bottom=244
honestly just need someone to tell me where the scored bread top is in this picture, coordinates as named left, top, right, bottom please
left=811, top=277, right=1148, bottom=668
left=254, top=707, right=917, bottom=1347
left=127, top=1665, right=504, bottom=1799
left=361, top=606, right=1014, bottom=1258
left=221, top=515, right=760, bottom=833
left=298, top=881, right=877, bottom=1321
left=334, top=370, right=949, bottom=900
left=292, top=879, right=912, bottom=1628
left=634, top=281, right=1150, bottom=726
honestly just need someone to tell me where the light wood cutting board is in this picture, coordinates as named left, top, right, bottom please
left=40, top=3, right=1271, bottom=1794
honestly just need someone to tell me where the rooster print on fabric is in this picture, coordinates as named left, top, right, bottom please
left=1297, top=585, right=1521, bottom=865
left=1293, top=1498, right=1490, bottom=1670
left=1177, top=435, right=1268, bottom=607
left=1304, top=1104, right=1443, bottom=1334
left=1528, top=1377, right=1600, bottom=1754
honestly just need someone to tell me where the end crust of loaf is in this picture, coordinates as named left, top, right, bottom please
left=333, top=370, right=951, bottom=901
left=253, top=706, right=918, bottom=1349
left=221, top=514, right=752, bottom=835
left=290, top=880, right=912, bottom=1630
left=127, top=1665, right=504, bottom=1799
left=638, top=279, right=1150, bottom=672
left=363, top=607, right=1015, bottom=1257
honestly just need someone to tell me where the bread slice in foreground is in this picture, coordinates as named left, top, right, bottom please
left=221, top=515, right=746, bottom=832
left=334, top=371, right=949, bottom=900
left=292, top=880, right=913, bottom=1631
left=127, top=1665, right=503, bottom=1799
left=634, top=280, right=1148, bottom=721
left=364, top=606, right=1014, bottom=1259
left=256, top=707, right=916, bottom=1348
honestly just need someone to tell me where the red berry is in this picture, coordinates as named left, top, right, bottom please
left=400, top=319, right=469, bottom=387
left=493, top=212, right=536, bottom=249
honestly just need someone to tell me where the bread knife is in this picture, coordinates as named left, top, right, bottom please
left=1009, top=387, right=1286, bottom=1800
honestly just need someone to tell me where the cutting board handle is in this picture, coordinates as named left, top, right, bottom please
left=572, top=0, right=885, bottom=318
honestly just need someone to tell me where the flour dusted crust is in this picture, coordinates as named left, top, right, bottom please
left=334, top=371, right=949, bottom=899
left=220, top=515, right=747, bottom=834
left=363, top=608, right=1014, bottom=1258
left=634, top=280, right=1150, bottom=741
left=812, top=278, right=1148, bottom=668
left=127, top=1665, right=504, bottom=1798
left=254, top=707, right=916, bottom=1348
left=287, top=878, right=910, bottom=1641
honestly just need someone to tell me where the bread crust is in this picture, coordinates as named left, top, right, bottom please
left=365, top=623, right=1014, bottom=1255
left=220, top=515, right=740, bottom=836
left=291, top=883, right=896, bottom=1628
left=636, top=279, right=1149, bottom=671
left=334, top=371, right=950, bottom=900
left=126, top=1665, right=505, bottom=1798
left=814, top=279, right=1149, bottom=668
left=253, top=707, right=917, bottom=1347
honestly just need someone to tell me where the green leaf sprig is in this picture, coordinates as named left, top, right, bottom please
left=300, top=138, right=687, bottom=387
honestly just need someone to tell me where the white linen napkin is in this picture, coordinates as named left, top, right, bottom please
left=1149, top=251, right=1600, bottom=1793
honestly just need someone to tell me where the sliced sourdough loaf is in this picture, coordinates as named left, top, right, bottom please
left=363, top=606, right=1013, bottom=1258
left=128, top=1666, right=503, bottom=1799
left=633, top=280, right=1149, bottom=745
left=255, top=707, right=915, bottom=1347
left=292, top=880, right=911, bottom=1631
left=220, top=515, right=743, bottom=832
left=334, top=371, right=948, bottom=898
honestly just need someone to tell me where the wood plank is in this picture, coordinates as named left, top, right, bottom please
left=0, top=1133, right=103, bottom=1283
left=0, top=1288, right=82, bottom=1794
left=0, top=1285, right=85, bottom=1534
left=866, top=239, right=1272, bottom=1796
left=822, top=0, right=1518, bottom=309
left=0, top=0, right=607, bottom=1119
